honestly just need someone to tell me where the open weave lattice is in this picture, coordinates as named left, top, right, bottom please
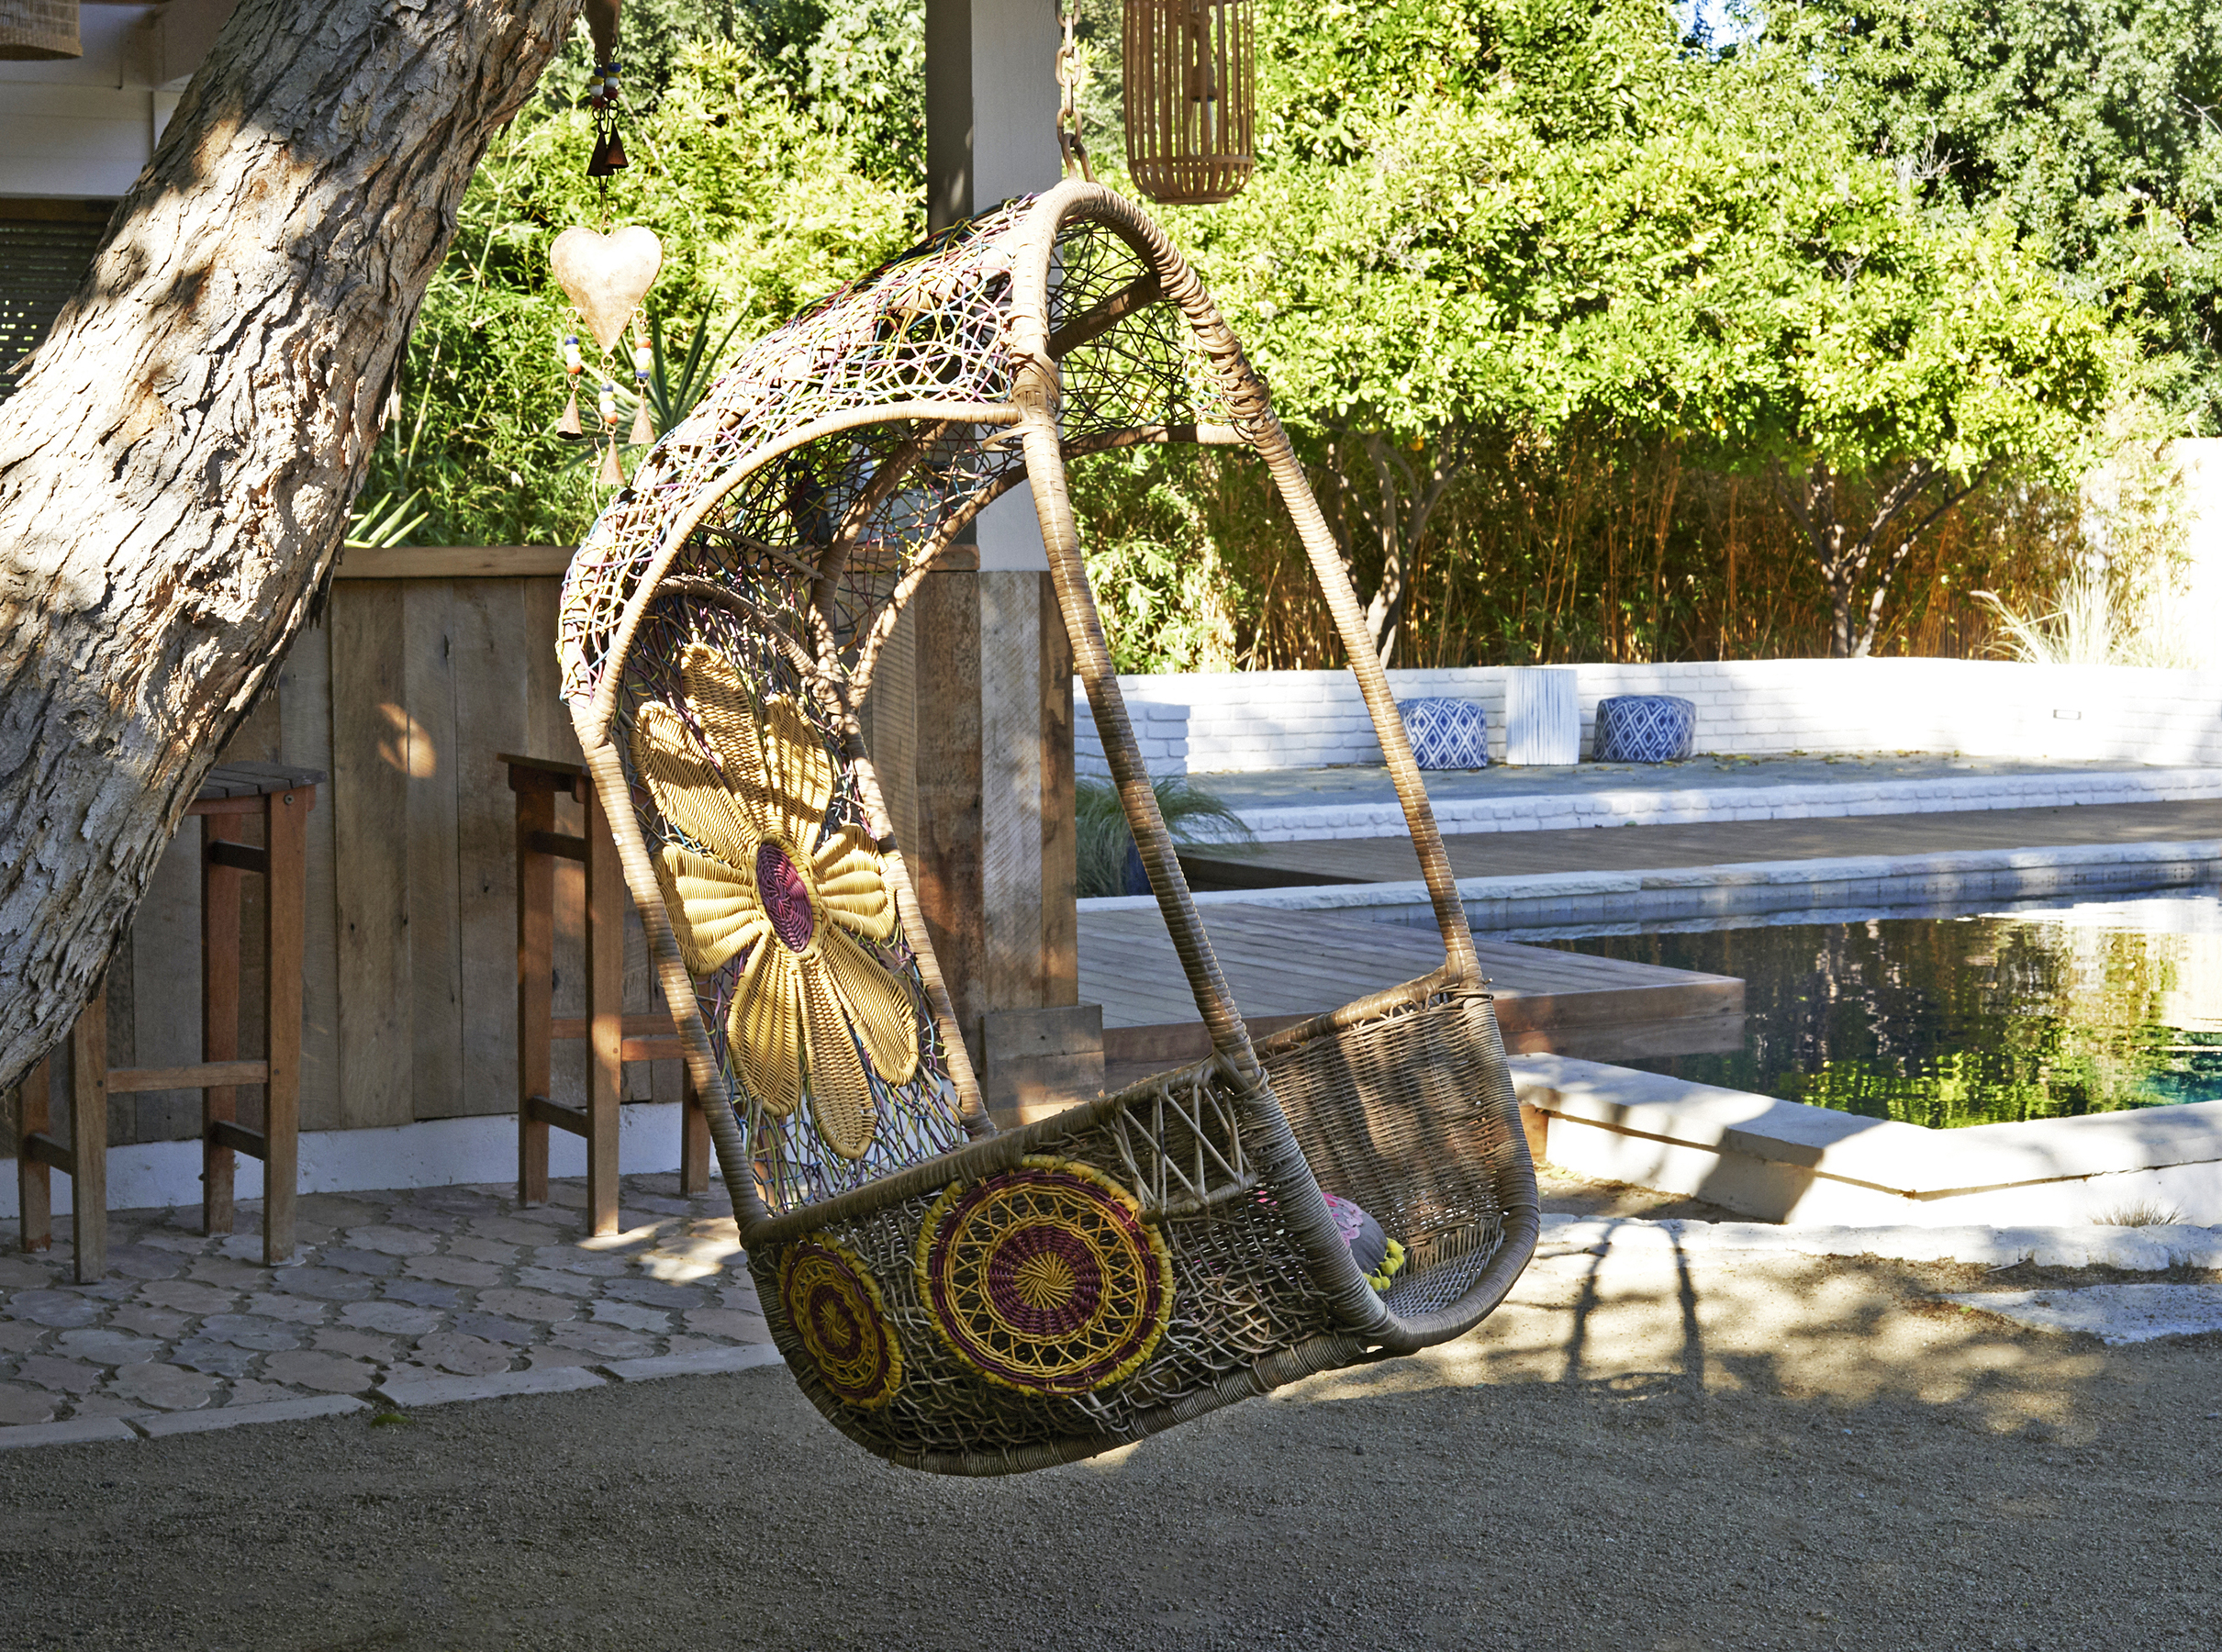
left=558, top=183, right=1538, bottom=1475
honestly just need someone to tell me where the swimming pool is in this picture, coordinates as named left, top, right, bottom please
left=1545, top=890, right=2222, bottom=1129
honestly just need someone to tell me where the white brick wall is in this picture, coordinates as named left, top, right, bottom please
left=1071, top=660, right=2222, bottom=774
left=1074, top=698, right=1190, bottom=780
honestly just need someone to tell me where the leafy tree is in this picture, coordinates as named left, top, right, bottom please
left=1785, top=0, right=2222, bottom=429
left=1178, top=0, right=2121, bottom=660
left=367, top=27, right=920, bottom=546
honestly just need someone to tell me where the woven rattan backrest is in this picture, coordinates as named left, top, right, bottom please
left=558, top=183, right=1480, bottom=1233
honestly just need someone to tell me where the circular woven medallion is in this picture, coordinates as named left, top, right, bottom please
left=778, top=1237, right=901, bottom=1409
left=916, top=1157, right=1172, bottom=1395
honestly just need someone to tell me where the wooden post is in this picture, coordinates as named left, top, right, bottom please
left=70, top=988, right=107, bottom=1282
left=16, top=1055, right=51, bottom=1252
left=917, top=0, right=1099, bottom=1124
left=514, top=772, right=555, bottom=1206
left=201, top=813, right=245, bottom=1235
left=679, top=1064, right=709, bottom=1197
left=584, top=776, right=624, bottom=1236
left=262, top=785, right=308, bottom=1262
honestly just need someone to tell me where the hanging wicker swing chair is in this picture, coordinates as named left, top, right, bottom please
left=558, top=182, right=1537, bottom=1475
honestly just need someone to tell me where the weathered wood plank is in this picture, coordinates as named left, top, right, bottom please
left=1037, top=587, right=1077, bottom=1007
left=522, top=576, right=586, bottom=1111
left=70, top=994, right=106, bottom=1282
left=277, top=619, right=342, bottom=1134
left=127, top=785, right=203, bottom=1145
left=1082, top=903, right=1746, bottom=1071
left=452, top=580, right=531, bottom=1120
left=200, top=810, right=244, bottom=1233
left=337, top=545, right=575, bottom=580
left=404, top=580, right=464, bottom=1120
left=912, top=571, right=985, bottom=1046
left=979, top=571, right=1044, bottom=1010
left=329, top=584, right=415, bottom=1130
left=261, top=783, right=308, bottom=1262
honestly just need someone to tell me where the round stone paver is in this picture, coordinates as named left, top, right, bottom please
left=686, top=1308, right=766, bottom=1340
left=260, top=1350, right=377, bottom=1393
left=342, top=1225, right=442, bottom=1257
left=274, top=1267, right=377, bottom=1302
left=221, top=1379, right=305, bottom=1407
left=0, top=1381, right=57, bottom=1426
left=109, top=1364, right=219, bottom=1412
left=138, top=1280, right=240, bottom=1316
left=339, top=1300, right=441, bottom=1336
left=447, top=1312, right=532, bottom=1345
left=245, top=1292, right=331, bottom=1324
left=530, top=1246, right=629, bottom=1278
left=412, top=1333, right=512, bottom=1376
left=169, top=1339, right=260, bottom=1378
left=510, top=1267, right=597, bottom=1298
left=54, top=1328, right=164, bottom=1366
left=380, top=1279, right=462, bottom=1310
left=199, top=1313, right=304, bottom=1352
left=474, top=1288, right=577, bottom=1323
left=601, top=1278, right=711, bottom=1311
left=107, top=1304, right=193, bottom=1339
left=0, top=1258, right=57, bottom=1290
left=103, top=1245, right=185, bottom=1281
left=312, top=1328, right=397, bottom=1362
left=546, top=1323, right=654, bottom=1359
left=405, top=1256, right=504, bottom=1289
left=592, top=1301, right=672, bottom=1334
left=17, top=1356, right=102, bottom=1394
left=314, top=1247, right=400, bottom=1278
left=188, top=1256, right=272, bottom=1289
left=446, top=1236, right=524, bottom=1265
left=6, top=1290, right=104, bottom=1329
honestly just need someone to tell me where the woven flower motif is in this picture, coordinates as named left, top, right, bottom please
left=633, top=644, right=920, bottom=1160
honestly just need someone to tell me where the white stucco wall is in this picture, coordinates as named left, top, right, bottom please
left=0, top=2, right=233, bottom=200
left=1071, top=658, right=2222, bottom=776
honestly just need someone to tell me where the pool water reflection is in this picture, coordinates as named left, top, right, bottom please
left=1545, top=892, right=2222, bottom=1129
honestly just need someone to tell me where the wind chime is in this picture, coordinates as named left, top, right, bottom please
left=1122, top=0, right=1256, bottom=206
left=551, top=0, right=663, bottom=486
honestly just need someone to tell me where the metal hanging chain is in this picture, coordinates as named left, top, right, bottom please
left=1056, top=6, right=1093, bottom=183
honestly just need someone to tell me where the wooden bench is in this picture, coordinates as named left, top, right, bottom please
left=17, top=763, right=320, bottom=1281
left=504, top=754, right=709, bottom=1241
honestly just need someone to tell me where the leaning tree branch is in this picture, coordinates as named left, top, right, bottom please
left=1850, top=462, right=1994, bottom=657
left=0, top=0, right=583, bottom=1091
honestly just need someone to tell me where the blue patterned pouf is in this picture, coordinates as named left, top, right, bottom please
left=1397, top=698, right=1490, bottom=769
left=1592, top=695, right=1696, bottom=763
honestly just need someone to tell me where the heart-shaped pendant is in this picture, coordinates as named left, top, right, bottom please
left=551, top=225, right=664, bottom=353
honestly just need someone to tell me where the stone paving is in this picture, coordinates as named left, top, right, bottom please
left=0, top=1174, right=768, bottom=1431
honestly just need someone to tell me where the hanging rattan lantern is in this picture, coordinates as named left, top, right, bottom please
left=1123, top=0, right=1254, bottom=206
left=0, top=0, right=79, bottom=60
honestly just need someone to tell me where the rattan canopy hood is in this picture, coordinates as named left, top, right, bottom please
left=558, top=181, right=1537, bottom=1475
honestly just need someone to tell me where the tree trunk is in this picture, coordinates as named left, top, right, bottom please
left=1327, top=430, right=1462, bottom=669
left=0, top=0, right=580, bottom=1092
left=1771, top=457, right=1986, bottom=660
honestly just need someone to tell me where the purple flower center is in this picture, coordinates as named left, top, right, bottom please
left=756, top=842, right=815, bottom=951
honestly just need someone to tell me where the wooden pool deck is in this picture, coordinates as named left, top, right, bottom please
left=1079, top=902, right=1743, bottom=1084
left=1177, top=798, right=2222, bottom=889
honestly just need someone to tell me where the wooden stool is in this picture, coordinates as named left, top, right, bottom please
left=17, top=764, right=320, bottom=1281
left=504, top=754, right=709, bottom=1241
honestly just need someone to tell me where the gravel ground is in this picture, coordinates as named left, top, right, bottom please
left=4, top=1221, right=2216, bottom=1652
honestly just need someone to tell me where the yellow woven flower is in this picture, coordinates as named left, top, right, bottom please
left=632, top=644, right=919, bottom=1159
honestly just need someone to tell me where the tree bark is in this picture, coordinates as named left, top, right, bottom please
left=1324, top=430, right=1463, bottom=669
left=1771, top=457, right=1988, bottom=658
left=0, top=0, right=580, bottom=1092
